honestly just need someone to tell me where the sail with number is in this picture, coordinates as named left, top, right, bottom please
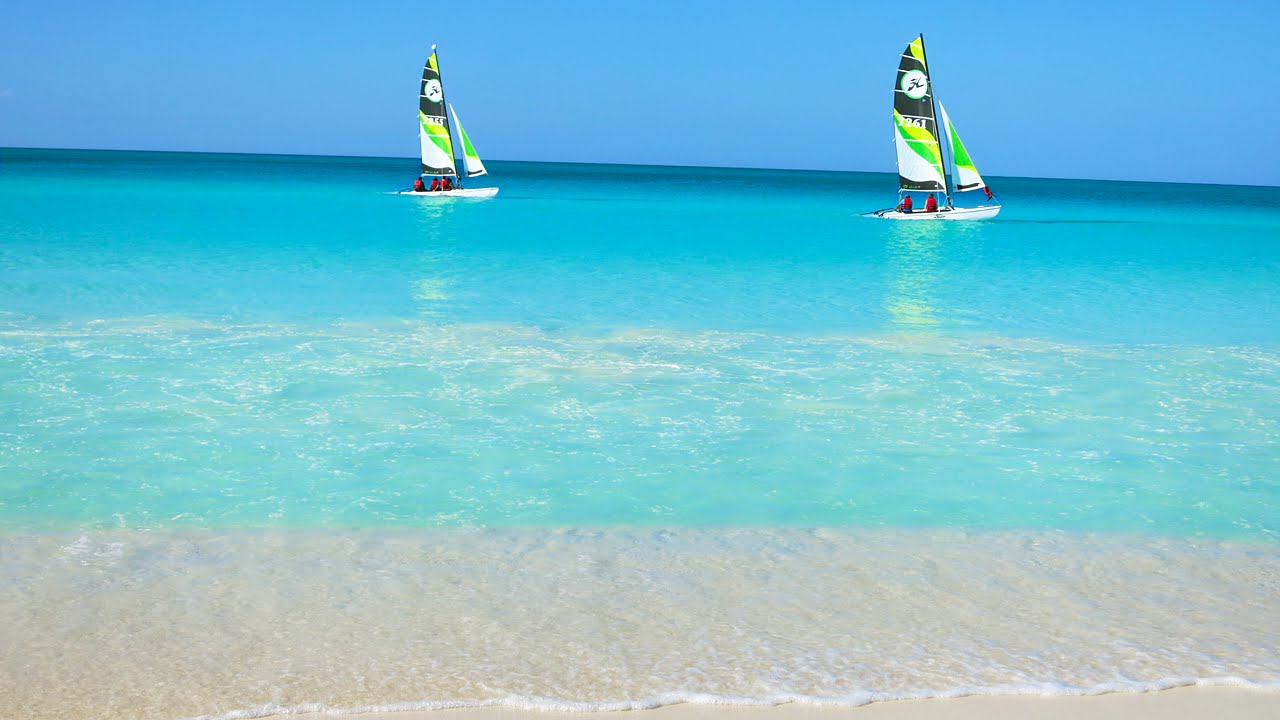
left=938, top=102, right=985, bottom=192
left=893, top=35, right=945, bottom=193
left=419, top=48, right=456, bottom=176
left=450, top=104, right=487, bottom=177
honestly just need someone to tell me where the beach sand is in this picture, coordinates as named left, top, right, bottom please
left=6, top=530, right=1280, bottom=720
left=340, top=687, right=1279, bottom=720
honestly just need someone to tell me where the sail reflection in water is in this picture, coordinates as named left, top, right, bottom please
left=884, top=224, right=944, bottom=328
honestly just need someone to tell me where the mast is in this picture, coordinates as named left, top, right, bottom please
left=917, top=34, right=952, bottom=207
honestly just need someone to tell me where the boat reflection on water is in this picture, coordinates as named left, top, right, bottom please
left=408, top=195, right=458, bottom=224
left=407, top=198, right=460, bottom=319
left=884, top=223, right=945, bottom=330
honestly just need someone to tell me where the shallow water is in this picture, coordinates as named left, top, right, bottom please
left=1, top=149, right=1278, bottom=719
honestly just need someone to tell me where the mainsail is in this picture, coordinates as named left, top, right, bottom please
left=938, top=102, right=985, bottom=192
left=418, top=47, right=456, bottom=176
left=892, top=35, right=945, bottom=193
left=450, top=104, right=487, bottom=177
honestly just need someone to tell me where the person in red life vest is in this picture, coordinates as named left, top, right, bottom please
left=899, top=194, right=913, bottom=213
left=429, top=176, right=442, bottom=191
left=442, top=176, right=455, bottom=191
left=925, top=194, right=938, bottom=213
left=413, top=177, right=426, bottom=192
left=983, top=185, right=994, bottom=201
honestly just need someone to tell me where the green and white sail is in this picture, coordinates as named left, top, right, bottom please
left=893, top=35, right=946, bottom=193
left=938, top=102, right=985, bottom=192
left=449, top=104, right=487, bottom=177
left=418, top=47, right=456, bottom=176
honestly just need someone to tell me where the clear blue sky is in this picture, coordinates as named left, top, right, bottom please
left=3, top=1, right=1277, bottom=185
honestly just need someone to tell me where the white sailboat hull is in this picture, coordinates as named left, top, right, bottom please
left=395, top=187, right=499, bottom=198
left=870, top=204, right=1001, bottom=221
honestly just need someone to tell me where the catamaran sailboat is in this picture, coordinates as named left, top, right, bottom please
left=871, top=35, right=998, bottom=220
left=398, top=45, right=498, bottom=198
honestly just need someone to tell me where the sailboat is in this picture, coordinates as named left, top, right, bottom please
left=871, top=35, right=998, bottom=220
left=398, top=45, right=498, bottom=198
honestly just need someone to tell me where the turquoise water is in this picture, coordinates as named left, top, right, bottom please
left=2, top=148, right=1279, bottom=719
left=2, top=148, right=1278, bottom=538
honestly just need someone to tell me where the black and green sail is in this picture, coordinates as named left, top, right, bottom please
left=418, top=47, right=456, bottom=176
left=892, top=35, right=946, bottom=192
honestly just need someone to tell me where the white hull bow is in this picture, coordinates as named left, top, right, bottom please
left=396, top=187, right=499, bottom=198
left=870, top=204, right=1001, bottom=221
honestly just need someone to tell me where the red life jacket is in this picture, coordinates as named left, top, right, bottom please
left=413, top=178, right=425, bottom=191
left=429, top=178, right=442, bottom=191
left=925, top=196, right=938, bottom=211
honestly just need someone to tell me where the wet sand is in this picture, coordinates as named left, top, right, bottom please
left=340, top=687, right=1280, bottom=720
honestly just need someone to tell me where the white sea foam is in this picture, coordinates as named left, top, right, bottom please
left=175, top=679, right=1280, bottom=720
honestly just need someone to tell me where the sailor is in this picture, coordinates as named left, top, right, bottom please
left=983, top=185, right=994, bottom=201
left=413, top=177, right=426, bottom=192
left=442, top=176, right=454, bottom=191
left=925, top=194, right=938, bottom=213
left=429, top=176, right=442, bottom=191
left=899, top=194, right=913, bottom=213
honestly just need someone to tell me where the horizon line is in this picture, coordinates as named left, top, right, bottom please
left=3, top=144, right=1277, bottom=190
